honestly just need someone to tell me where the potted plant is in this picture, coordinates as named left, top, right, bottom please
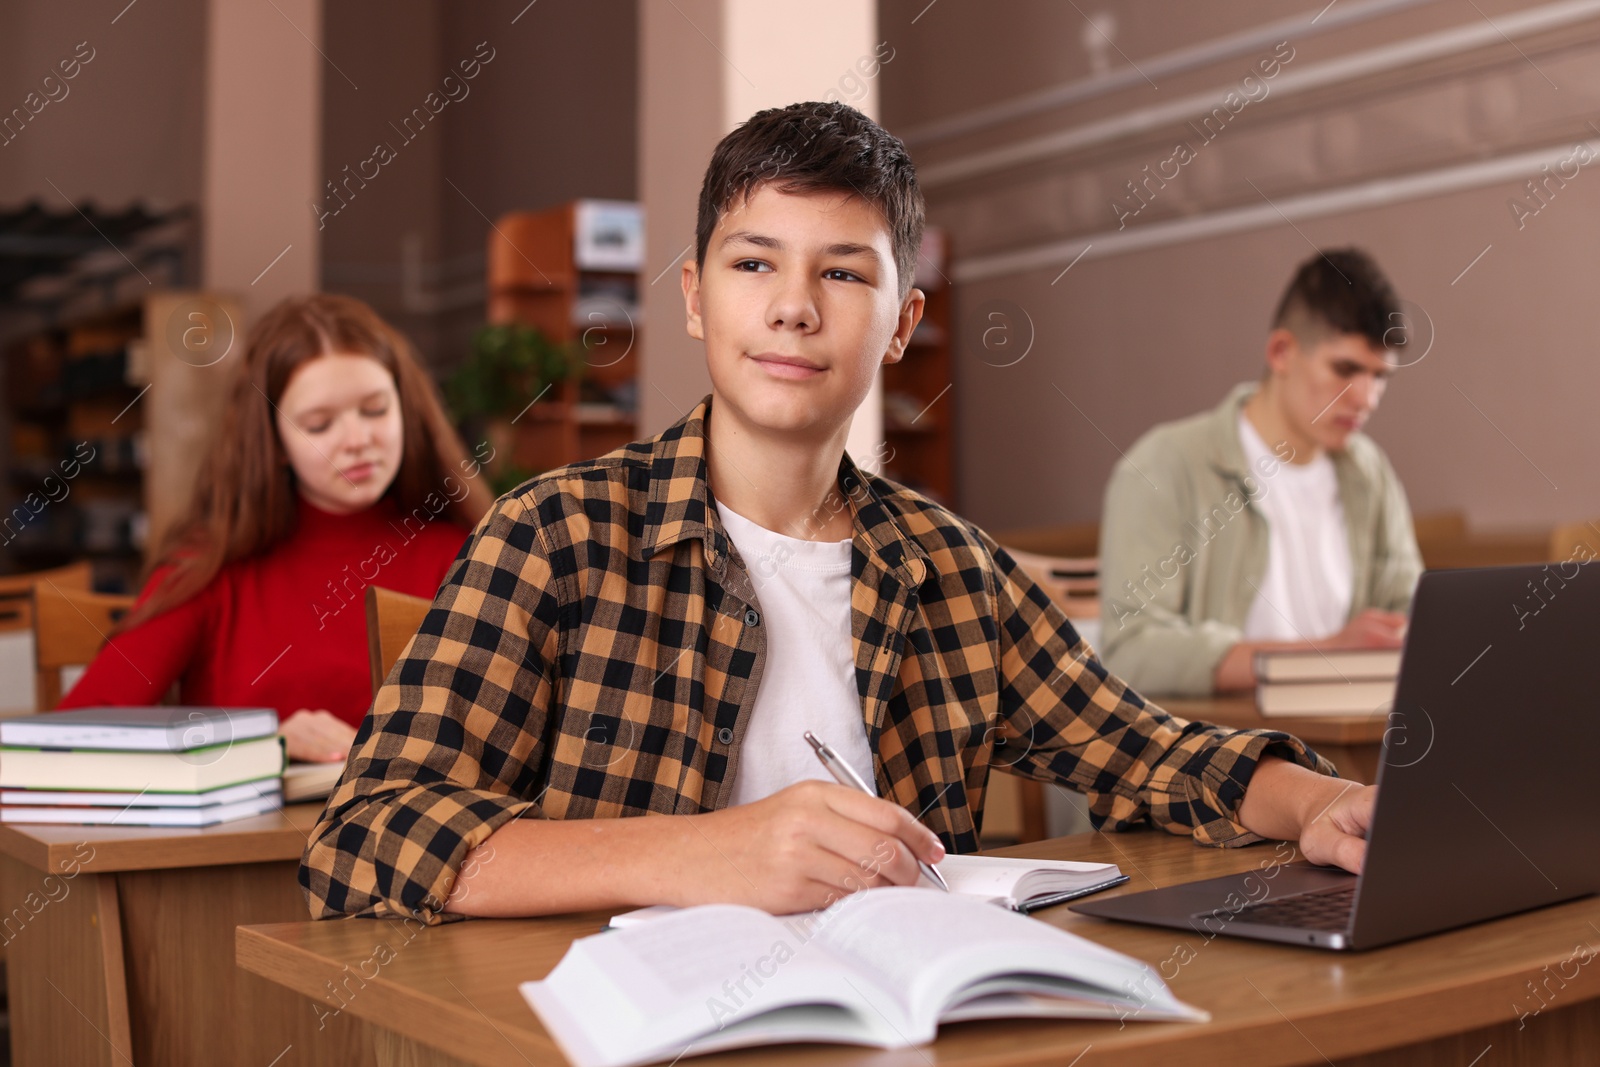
left=446, top=323, right=575, bottom=493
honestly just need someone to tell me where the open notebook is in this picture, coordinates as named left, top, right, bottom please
left=524, top=888, right=1204, bottom=1067
left=609, top=854, right=1127, bottom=930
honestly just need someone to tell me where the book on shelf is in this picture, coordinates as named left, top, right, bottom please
left=524, top=888, right=1204, bottom=1067
left=1253, top=648, right=1402, bottom=684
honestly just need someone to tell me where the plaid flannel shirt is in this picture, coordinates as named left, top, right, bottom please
left=301, top=397, right=1334, bottom=924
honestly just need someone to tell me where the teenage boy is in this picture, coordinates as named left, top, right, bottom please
left=302, top=104, right=1372, bottom=926
left=1099, top=249, right=1423, bottom=698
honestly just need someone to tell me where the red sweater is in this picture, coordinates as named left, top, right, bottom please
left=58, top=497, right=470, bottom=727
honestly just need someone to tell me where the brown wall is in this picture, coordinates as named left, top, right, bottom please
left=0, top=0, right=206, bottom=208
left=880, top=0, right=1600, bottom=535
left=318, top=0, right=637, bottom=370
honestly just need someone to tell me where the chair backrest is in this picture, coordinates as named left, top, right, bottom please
left=0, top=564, right=95, bottom=714
left=1549, top=520, right=1600, bottom=563
left=0, top=560, right=93, bottom=600
left=1412, top=510, right=1467, bottom=548
left=365, top=586, right=431, bottom=696
left=998, top=545, right=1100, bottom=620
left=989, top=521, right=1099, bottom=559
left=32, top=584, right=136, bottom=710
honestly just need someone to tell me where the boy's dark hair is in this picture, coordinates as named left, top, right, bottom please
left=1271, top=248, right=1401, bottom=352
left=695, top=102, right=925, bottom=297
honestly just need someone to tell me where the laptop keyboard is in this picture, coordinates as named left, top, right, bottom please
left=1228, top=884, right=1356, bottom=932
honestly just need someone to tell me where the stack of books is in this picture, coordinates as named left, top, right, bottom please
left=1254, top=648, right=1402, bottom=717
left=0, top=706, right=285, bottom=826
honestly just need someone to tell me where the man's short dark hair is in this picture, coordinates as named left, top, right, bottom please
left=695, top=102, right=925, bottom=298
left=1271, top=248, right=1401, bottom=352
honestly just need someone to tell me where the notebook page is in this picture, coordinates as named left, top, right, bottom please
left=938, top=854, right=1117, bottom=904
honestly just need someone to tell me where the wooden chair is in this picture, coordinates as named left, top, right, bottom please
left=1412, top=510, right=1468, bottom=570
left=1411, top=510, right=1466, bottom=547
left=1549, top=519, right=1600, bottom=563
left=981, top=772, right=1050, bottom=847
left=983, top=543, right=1097, bottom=844
left=0, top=559, right=93, bottom=602
left=0, top=563, right=95, bottom=683
left=998, top=545, right=1100, bottom=621
left=32, top=584, right=136, bottom=710
left=364, top=586, right=431, bottom=695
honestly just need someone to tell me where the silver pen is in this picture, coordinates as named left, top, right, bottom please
left=804, top=730, right=950, bottom=892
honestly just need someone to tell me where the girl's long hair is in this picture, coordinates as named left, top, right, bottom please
left=116, top=293, right=493, bottom=632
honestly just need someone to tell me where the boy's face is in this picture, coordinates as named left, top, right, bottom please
left=1266, top=328, right=1393, bottom=453
left=683, top=184, right=922, bottom=446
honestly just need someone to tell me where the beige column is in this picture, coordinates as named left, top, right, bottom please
left=638, top=1, right=884, bottom=460
left=201, top=0, right=323, bottom=321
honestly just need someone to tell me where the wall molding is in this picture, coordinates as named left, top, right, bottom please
left=900, top=0, right=1438, bottom=148
left=950, top=134, right=1600, bottom=283
left=919, top=0, right=1600, bottom=189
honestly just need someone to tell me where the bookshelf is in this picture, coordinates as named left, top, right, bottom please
left=1, top=292, right=240, bottom=591
left=485, top=200, right=642, bottom=476
left=4, top=302, right=149, bottom=590
left=880, top=228, right=955, bottom=505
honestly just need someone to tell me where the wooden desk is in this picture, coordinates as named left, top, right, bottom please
left=239, top=830, right=1600, bottom=1067
left=1160, top=695, right=1387, bottom=783
left=0, top=802, right=375, bottom=1066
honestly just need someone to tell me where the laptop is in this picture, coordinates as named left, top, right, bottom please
left=1072, top=563, right=1600, bottom=950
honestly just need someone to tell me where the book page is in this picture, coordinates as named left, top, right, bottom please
left=802, top=888, right=1156, bottom=1025
left=523, top=903, right=912, bottom=1067
left=937, top=854, right=1117, bottom=905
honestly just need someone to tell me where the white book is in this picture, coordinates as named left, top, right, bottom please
left=607, top=854, right=1127, bottom=931
left=0, top=735, right=285, bottom=792
left=282, top=761, right=344, bottom=803
left=0, top=777, right=279, bottom=808
left=1254, top=649, right=1401, bottom=684
left=0, top=706, right=278, bottom=751
left=525, top=888, right=1205, bottom=1067
left=1256, top=679, right=1396, bottom=717
left=937, top=853, right=1127, bottom=910
left=0, top=789, right=283, bottom=827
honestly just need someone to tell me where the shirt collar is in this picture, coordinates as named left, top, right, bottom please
left=1208, top=379, right=1360, bottom=488
left=640, top=395, right=934, bottom=588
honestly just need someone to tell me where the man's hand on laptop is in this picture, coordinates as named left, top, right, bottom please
left=1239, top=756, right=1374, bottom=875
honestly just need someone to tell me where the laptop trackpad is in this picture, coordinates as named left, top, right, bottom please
left=1071, top=862, right=1355, bottom=933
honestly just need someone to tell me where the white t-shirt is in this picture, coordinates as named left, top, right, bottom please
left=715, top=501, right=875, bottom=806
left=1238, top=413, right=1353, bottom=641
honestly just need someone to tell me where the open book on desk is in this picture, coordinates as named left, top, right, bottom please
left=608, top=853, right=1127, bottom=929
left=524, top=888, right=1204, bottom=1067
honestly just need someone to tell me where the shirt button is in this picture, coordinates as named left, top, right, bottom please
left=744, top=608, right=760, bottom=626
left=716, top=727, right=735, bottom=745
